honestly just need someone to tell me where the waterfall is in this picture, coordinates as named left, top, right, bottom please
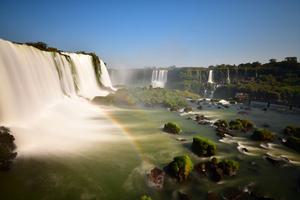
left=0, top=38, right=118, bottom=155
left=63, top=52, right=109, bottom=99
left=208, top=69, right=214, bottom=84
left=227, top=68, right=230, bottom=84
left=0, top=39, right=112, bottom=124
left=99, top=60, right=115, bottom=90
left=151, top=69, right=168, bottom=88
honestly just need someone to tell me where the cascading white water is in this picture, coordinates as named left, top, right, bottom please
left=227, top=68, right=230, bottom=84
left=63, top=52, right=109, bottom=98
left=99, top=60, right=115, bottom=90
left=151, top=69, right=168, bottom=88
left=0, top=39, right=69, bottom=123
left=208, top=69, right=214, bottom=84
left=0, top=38, right=117, bottom=155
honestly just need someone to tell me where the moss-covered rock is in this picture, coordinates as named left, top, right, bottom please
left=184, top=106, right=192, bottom=112
left=229, top=119, right=243, bottom=130
left=163, top=122, right=181, bottom=134
left=218, top=159, right=240, bottom=176
left=251, top=129, right=274, bottom=141
left=164, top=155, right=193, bottom=182
left=229, top=119, right=254, bottom=132
left=214, top=119, right=228, bottom=128
left=192, top=136, right=216, bottom=156
left=0, top=126, right=17, bottom=170
left=195, top=157, right=240, bottom=182
left=140, top=195, right=152, bottom=200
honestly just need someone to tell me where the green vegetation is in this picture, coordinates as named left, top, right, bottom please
left=251, top=129, right=274, bottom=141
left=218, top=159, right=240, bottom=176
left=164, top=155, right=193, bottom=182
left=183, top=106, right=192, bottom=112
left=214, top=119, right=228, bottom=128
left=95, top=87, right=200, bottom=108
left=0, top=126, right=17, bottom=170
left=229, top=119, right=254, bottom=131
left=26, top=42, right=59, bottom=52
left=283, top=126, right=300, bottom=138
left=163, top=122, right=181, bottom=134
left=165, top=58, right=300, bottom=106
left=140, top=195, right=152, bottom=200
left=192, top=136, right=216, bottom=157
left=196, top=157, right=240, bottom=182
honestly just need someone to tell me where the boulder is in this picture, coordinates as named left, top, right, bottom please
left=147, top=167, right=165, bottom=189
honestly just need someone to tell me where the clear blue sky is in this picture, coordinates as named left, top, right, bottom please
left=0, top=0, right=300, bottom=68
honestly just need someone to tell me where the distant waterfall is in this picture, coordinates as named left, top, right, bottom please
left=208, top=69, right=214, bottom=84
left=227, top=68, right=230, bottom=84
left=99, top=60, right=115, bottom=90
left=0, top=39, right=113, bottom=123
left=151, top=69, right=168, bottom=88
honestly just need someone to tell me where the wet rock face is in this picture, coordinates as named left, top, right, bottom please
left=147, top=167, right=165, bottom=189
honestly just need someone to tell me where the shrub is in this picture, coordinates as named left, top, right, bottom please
left=251, top=129, right=274, bottom=141
left=218, top=159, right=240, bottom=176
left=163, top=122, right=181, bottom=134
left=229, top=119, right=243, bottom=130
left=229, top=119, right=254, bottom=131
left=284, top=126, right=300, bottom=138
left=192, top=136, right=216, bottom=156
left=239, top=119, right=254, bottom=130
left=0, top=126, right=17, bottom=170
left=164, top=155, right=193, bottom=182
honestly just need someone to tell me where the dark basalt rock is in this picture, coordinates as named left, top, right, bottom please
left=177, top=191, right=191, bottom=200
left=147, top=167, right=165, bottom=189
left=195, top=114, right=206, bottom=121
left=198, top=120, right=211, bottom=125
left=263, top=154, right=290, bottom=166
left=215, top=127, right=231, bottom=137
left=195, top=158, right=239, bottom=182
left=184, top=106, right=193, bottom=113
left=207, top=192, right=219, bottom=200
left=211, top=167, right=224, bottom=182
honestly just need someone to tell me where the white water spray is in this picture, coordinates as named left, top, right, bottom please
left=208, top=69, right=214, bottom=84
left=0, top=38, right=116, bottom=155
left=151, top=69, right=168, bottom=88
left=227, top=68, right=230, bottom=84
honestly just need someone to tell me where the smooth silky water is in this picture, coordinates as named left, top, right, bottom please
left=1, top=39, right=300, bottom=200
left=1, top=102, right=300, bottom=199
